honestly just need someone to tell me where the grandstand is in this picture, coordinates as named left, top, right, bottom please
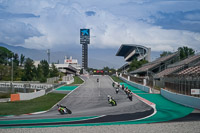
left=154, top=54, right=200, bottom=79
left=116, top=44, right=151, bottom=73
left=116, top=44, right=151, bottom=62
left=178, top=65, right=200, bottom=75
left=118, top=50, right=200, bottom=97
left=130, top=52, right=179, bottom=76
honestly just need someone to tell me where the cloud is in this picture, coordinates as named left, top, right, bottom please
left=85, top=11, right=96, bottom=16
left=0, top=20, right=41, bottom=45
left=147, top=10, right=200, bottom=33
left=0, top=10, right=39, bottom=19
left=0, top=0, right=200, bottom=52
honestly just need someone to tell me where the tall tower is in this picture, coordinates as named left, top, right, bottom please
left=82, top=44, right=88, bottom=69
left=47, top=49, right=50, bottom=64
left=80, top=29, right=90, bottom=69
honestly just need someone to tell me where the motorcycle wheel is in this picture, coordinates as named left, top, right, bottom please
left=66, top=108, right=72, bottom=114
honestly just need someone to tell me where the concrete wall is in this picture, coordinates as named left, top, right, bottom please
left=61, top=75, right=74, bottom=84
left=47, top=77, right=59, bottom=84
left=161, top=89, right=200, bottom=109
left=19, top=90, right=45, bottom=100
left=120, top=76, right=151, bottom=93
left=0, top=82, right=53, bottom=90
left=0, top=98, right=10, bottom=102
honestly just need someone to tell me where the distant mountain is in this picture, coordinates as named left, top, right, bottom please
left=0, top=42, right=163, bottom=69
left=0, top=42, right=125, bottom=69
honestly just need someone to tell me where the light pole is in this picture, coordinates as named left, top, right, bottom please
left=11, top=55, right=14, bottom=92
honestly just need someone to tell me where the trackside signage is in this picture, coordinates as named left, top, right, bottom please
left=191, top=89, right=200, bottom=95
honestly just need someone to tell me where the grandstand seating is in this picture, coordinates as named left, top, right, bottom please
left=155, top=54, right=200, bottom=78
left=130, top=52, right=179, bottom=75
left=154, top=65, right=183, bottom=78
left=178, top=65, right=200, bottom=75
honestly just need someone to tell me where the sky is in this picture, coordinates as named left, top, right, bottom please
left=0, top=0, right=200, bottom=53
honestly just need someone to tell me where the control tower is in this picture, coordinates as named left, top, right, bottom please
left=80, top=29, right=90, bottom=69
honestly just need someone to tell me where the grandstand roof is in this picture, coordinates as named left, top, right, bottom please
left=116, top=44, right=150, bottom=62
left=130, top=52, right=179, bottom=74
left=155, top=54, right=200, bottom=78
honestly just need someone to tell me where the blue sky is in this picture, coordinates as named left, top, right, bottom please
left=0, top=0, right=200, bottom=53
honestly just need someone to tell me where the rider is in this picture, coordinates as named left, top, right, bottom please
left=116, top=87, right=119, bottom=94
left=57, top=104, right=67, bottom=113
left=107, top=95, right=112, bottom=102
left=107, top=95, right=116, bottom=106
left=112, top=82, right=115, bottom=87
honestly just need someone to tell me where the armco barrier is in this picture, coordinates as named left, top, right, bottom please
left=19, top=90, right=45, bottom=101
left=161, top=89, right=200, bottom=109
left=120, top=76, right=151, bottom=93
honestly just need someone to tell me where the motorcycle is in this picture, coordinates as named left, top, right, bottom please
left=127, top=93, right=133, bottom=101
left=108, top=96, right=117, bottom=106
left=116, top=88, right=119, bottom=94
left=57, top=104, right=72, bottom=115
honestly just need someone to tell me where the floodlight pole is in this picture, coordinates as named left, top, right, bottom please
left=11, top=55, right=13, bottom=92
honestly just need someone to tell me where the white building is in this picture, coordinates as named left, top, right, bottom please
left=54, top=56, right=81, bottom=75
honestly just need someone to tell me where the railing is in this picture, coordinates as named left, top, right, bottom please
left=164, top=75, right=200, bottom=97
left=122, top=74, right=145, bottom=85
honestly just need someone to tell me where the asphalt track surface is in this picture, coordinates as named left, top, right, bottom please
left=0, top=75, right=153, bottom=127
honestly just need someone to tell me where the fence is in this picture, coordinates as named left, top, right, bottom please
left=120, top=75, right=151, bottom=93
left=0, top=82, right=65, bottom=94
left=122, top=74, right=145, bottom=85
left=122, top=73, right=154, bottom=88
left=164, top=75, right=200, bottom=97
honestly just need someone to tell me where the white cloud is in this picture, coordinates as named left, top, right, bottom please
left=0, top=0, right=200, bottom=52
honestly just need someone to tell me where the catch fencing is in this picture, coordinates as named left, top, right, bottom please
left=164, top=74, right=200, bottom=97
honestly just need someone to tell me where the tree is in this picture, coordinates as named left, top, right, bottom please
left=13, top=53, right=19, bottom=66
left=178, top=46, right=195, bottom=60
left=36, top=64, right=45, bottom=82
left=0, top=64, right=10, bottom=80
left=22, top=58, right=35, bottom=81
left=49, top=63, right=59, bottom=77
left=160, top=51, right=172, bottom=57
left=40, top=60, right=49, bottom=78
left=128, top=59, right=148, bottom=72
left=0, top=47, right=12, bottom=65
left=20, top=54, right=25, bottom=66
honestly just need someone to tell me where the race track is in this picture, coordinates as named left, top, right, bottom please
left=0, top=75, right=153, bottom=127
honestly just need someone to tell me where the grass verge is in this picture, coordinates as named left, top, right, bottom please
left=110, top=76, right=124, bottom=83
left=67, top=76, right=84, bottom=86
left=0, top=93, right=66, bottom=115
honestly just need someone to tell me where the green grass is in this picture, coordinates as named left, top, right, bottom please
left=0, top=93, right=66, bottom=115
left=110, top=76, right=124, bottom=83
left=67, top=76, right=84, bottom=86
